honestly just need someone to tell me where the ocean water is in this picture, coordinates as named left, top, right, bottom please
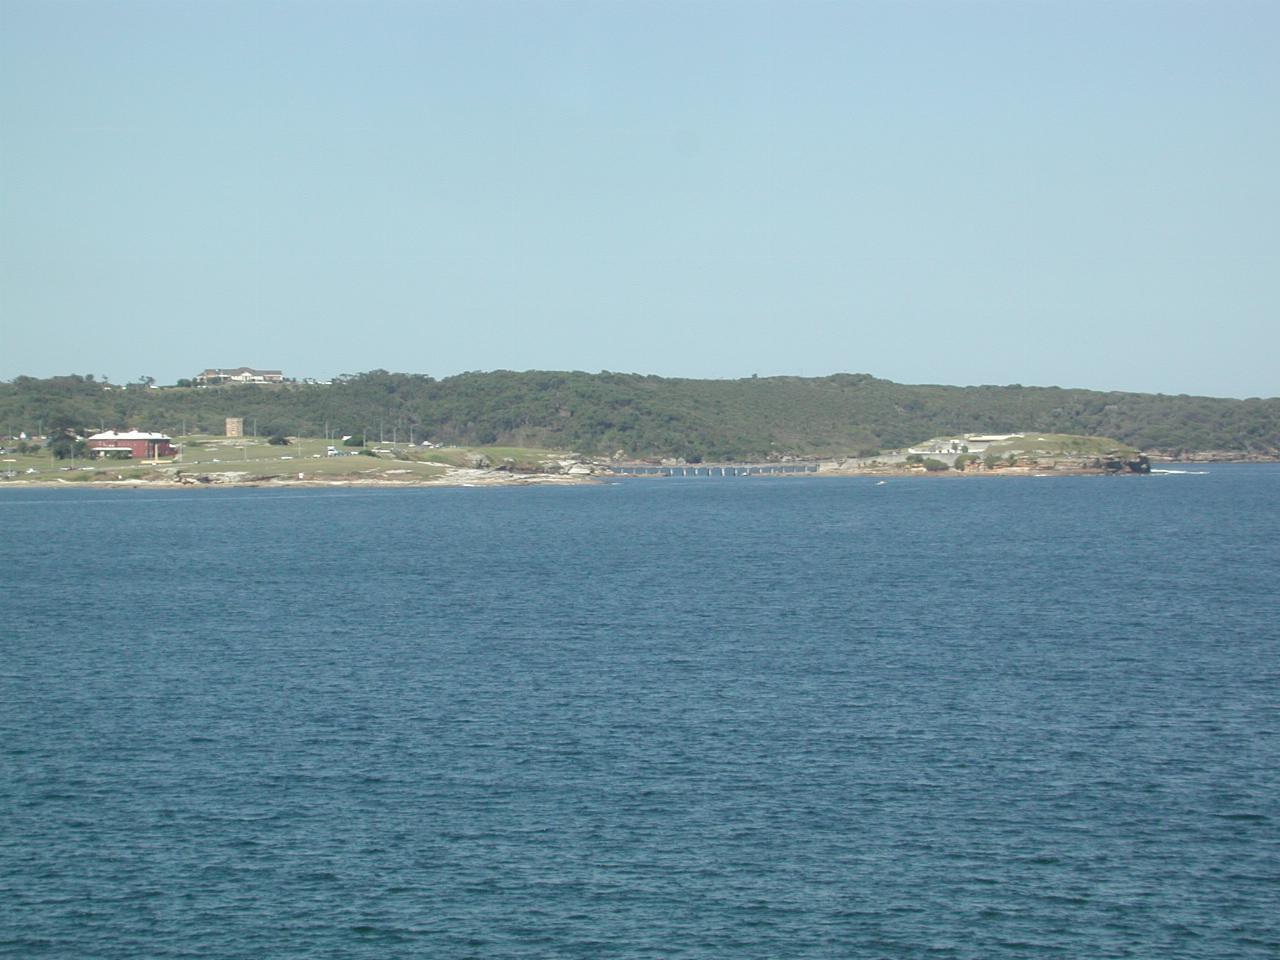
left=2, top=467, right=1278, bottom=959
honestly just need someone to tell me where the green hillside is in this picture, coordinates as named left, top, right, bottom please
left=2, top=371, right=1277, bottom=461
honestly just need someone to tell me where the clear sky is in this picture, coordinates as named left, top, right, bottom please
left=2, top=0, right=1276, bottom=398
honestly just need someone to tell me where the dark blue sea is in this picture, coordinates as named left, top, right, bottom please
left=3, top=467, right=1279, bottom=959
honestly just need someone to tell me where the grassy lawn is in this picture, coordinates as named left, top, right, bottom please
left=979, top=434, right=1137, bottom=458
left=413, top=445, right=570, bottom=469
left=2, top=436, right=568, bottom=483
left=0, top=448, right=127, bottom=481
left=172, top=436, right=450, bottom=480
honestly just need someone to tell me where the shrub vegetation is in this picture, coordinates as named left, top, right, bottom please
left=2, top=371, right=1276, bottom=461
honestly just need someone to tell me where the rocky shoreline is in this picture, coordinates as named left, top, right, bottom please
left=8, top=453, right=1245, bottom=492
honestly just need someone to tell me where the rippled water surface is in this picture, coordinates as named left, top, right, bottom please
left=3, top=468, right=1279, bottom=958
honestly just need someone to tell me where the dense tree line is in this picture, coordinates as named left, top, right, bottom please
left=1, top=371, right=1276, bottom=460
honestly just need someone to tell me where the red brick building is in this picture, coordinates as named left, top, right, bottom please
left=86, top=430, right=178, bottom=459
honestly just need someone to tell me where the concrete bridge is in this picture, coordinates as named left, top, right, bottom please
left=608, top=463, right=820, bottom=477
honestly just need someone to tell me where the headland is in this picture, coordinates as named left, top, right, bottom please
left=2, top=432, right=1172, bottom=491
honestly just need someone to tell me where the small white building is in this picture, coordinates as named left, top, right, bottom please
left=907, top=437, right=969, bottom=456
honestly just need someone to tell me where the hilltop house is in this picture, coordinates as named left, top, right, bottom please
left=86, top=430, right=178, bottom=459
left=194, top=367, right=284, bottom=385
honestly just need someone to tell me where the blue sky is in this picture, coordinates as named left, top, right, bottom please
left=2, top=0, right=1276, bottom=397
